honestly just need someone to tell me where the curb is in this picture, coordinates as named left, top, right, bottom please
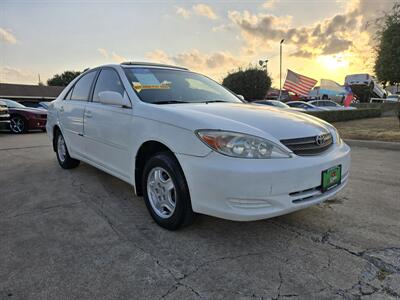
left=345, top=139, right=400, bottom=151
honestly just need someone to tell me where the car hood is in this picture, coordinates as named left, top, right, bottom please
left=145, top=102, right=332, bottom=142
left=9, top=107, right=47, bottom=114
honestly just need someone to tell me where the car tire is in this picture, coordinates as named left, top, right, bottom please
left=55, top=130, right=80, bottom=169
left=10, top=115, right=27, bottom=134
left=142, top=152, right=195, bottom=230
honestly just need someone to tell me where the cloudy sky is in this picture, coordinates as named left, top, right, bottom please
left=0, top=0, right=396, bottom=86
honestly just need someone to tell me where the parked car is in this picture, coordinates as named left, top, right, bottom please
left=385, top=95, right=400, bottom=102
left=0, top=99, right=47, bottom=133
left=308, top=100, right=357, bottom=110
left=253, top=100, right=305, bottom=111
left=46, top=62, right=350, bottom=230
left=286, top=101, right=325, bottom=111
left=0, top=100, right=11, bottom=130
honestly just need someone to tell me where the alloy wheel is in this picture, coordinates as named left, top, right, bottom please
left=146, top=167, right=177, bottom=219
left=10, top=117, right=24, bottom=133
left=57, top=134, right=67, bottom=163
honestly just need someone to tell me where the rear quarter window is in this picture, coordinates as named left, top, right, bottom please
left=70, top=71, right=97, bottom=101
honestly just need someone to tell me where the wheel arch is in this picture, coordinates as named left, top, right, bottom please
left=10, top=113, right=27, bottom=121
left=134, top=140, right=179, bottom=196
left=52, top=125, right=61, bottom=152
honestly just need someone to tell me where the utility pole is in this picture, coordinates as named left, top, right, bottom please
left=279, top=39, right=285, bottom=100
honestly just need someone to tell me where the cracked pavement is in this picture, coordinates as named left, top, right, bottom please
left=0, top=133, right=399, bottom=299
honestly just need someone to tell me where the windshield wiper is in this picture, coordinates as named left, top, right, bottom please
left=153, top=100, right=189, bottom=104
left=203, top=100, right=229, bottom=104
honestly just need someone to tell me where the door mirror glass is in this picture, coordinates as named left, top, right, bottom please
left=98, top=91, right=131, bottom=107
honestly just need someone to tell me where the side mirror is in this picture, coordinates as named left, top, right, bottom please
left=98, top=91, right=131, bottom=108
left=237, top=94, right=245, bottom=101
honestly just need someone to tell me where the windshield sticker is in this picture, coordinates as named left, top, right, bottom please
left=132, top=80, right=171, bottom=93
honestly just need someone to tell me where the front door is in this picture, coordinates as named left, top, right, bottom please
left=83, top=68, right=133, bottom=180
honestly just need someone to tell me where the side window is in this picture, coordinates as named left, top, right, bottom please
left=70, top=71, right=97, bottom=101
left=92, top=69, right=125, bottom=102
left=64, top=87, right=74, bottom=100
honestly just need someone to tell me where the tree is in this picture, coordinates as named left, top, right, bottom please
left=222, top=66, right=272, bottom=100
left=47, top=71, right=82, bottom=86
left=374, top=3, right=400, bottom=90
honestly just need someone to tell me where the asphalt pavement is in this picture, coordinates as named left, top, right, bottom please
left=0, top=132, right=399, bottom=299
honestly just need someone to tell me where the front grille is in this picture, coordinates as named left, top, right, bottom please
left=281, top=133, right=333, bottom=156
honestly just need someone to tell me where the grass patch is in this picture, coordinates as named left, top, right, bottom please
left=333, top=117, right=400, bottom=142
left=306, top=108, right=382, bottom=122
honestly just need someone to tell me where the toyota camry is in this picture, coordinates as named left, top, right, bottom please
left=46, top=62, right=350, bottom=230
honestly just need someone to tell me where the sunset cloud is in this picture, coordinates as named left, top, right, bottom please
left=98, top=48, right=109, bottom=58
left=146, top=49, right=246, bottom=80
left=176, top=4, right=218, bottom=20
left=262, top=0, right=278, bottom=10
left=97, top=48, right=126, bottom=63
left=193, top=4, right=218, bottom=20
left=175, top=6, right=190, bottom=19
left=228, top=10, right=356, bottom=56
left=0, top=28, right=17, bottom=44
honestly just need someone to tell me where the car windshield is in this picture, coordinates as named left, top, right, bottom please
left=123, top=67, right=243, bottom=104
left=268, top=101, right=288, bottom=108
left=1, top=99, right=26, bottom=108
left=325, top=101, right=340, bottom=107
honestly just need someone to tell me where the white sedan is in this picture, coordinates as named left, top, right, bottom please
left=308, top=100, right=357, bottom=110
left=46, top=62, right=351, bottom=230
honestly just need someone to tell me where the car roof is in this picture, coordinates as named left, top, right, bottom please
left=120, top=61, right=188, bottom=70
left=287, top=101, right=308, bottom=104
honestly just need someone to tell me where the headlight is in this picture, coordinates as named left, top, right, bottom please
left=196, top=130, right=291, bottom=159
left=328, top=126, right=342, bottom=144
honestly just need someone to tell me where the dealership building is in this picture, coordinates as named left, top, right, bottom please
left=0, top=83, right=64, bottom=104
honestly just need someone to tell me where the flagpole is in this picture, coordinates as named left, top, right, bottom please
left=279, top=39, right=285, bottom=100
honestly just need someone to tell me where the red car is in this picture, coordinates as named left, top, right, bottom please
left=1, top=99, right=47, bottom=134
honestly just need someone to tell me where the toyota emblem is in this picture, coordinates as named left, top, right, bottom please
left=315, top=134, right=326, bottom=146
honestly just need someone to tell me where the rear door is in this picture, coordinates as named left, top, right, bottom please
left=83, top=68, right=133, bottom=180
left=58, top=70, right=97, bottom=156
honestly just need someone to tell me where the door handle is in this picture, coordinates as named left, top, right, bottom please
left=59, top=106, right=64, bottom=112
left=85, top=111, right=92, bottom=118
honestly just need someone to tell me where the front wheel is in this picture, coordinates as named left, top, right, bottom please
left=55, top=131, right=80, bottom=169
left=10, top=115, right=27, bottom=134
left=142, top=152, right=195, bottom=230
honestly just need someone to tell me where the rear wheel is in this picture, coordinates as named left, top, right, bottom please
left=10, top=115, right=27, bottom=134
left=142, top=152, right=195, bottom=230
left=55, top=131, right=80, bottom=169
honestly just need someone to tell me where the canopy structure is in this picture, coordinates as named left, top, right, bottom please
left=319, top=79, right=346, bottom=96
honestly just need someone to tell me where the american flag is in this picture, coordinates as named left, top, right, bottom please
left=283, top=69, right=317, bottom=96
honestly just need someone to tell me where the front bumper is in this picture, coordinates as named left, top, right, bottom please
left=0, top=115, right=10, bottom=130
left=176, top=142, right=351, bottom=221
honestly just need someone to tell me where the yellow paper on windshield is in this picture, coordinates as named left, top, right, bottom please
left=132, top=69, right=171, bottom=92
